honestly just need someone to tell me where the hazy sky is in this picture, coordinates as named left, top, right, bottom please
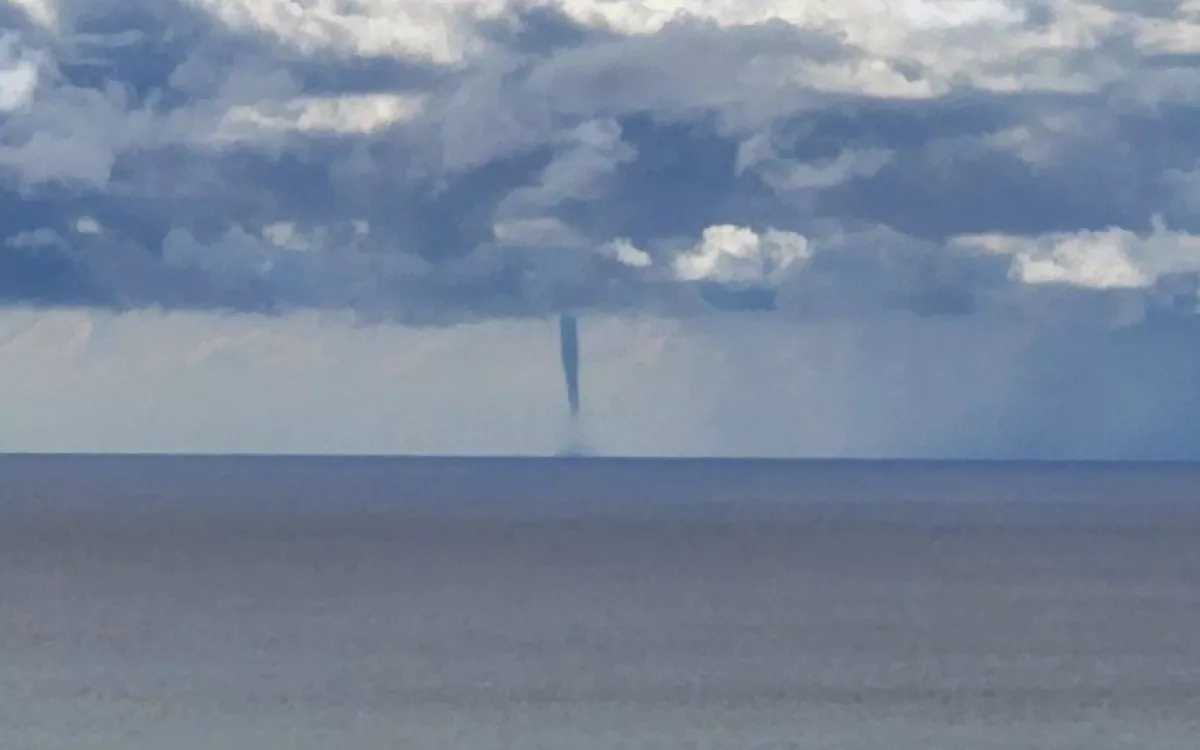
left=3, top=0, right=1200, bottom=457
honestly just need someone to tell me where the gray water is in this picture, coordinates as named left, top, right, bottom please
left=1, top=455, right=1199, bottom=748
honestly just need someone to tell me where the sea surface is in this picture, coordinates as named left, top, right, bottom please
left=1, top=455, right=1199, bottom=748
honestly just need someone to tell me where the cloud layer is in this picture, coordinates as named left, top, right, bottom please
left=1, top=0, right=1199, bottom=325
left=5, top=0, right=1200, bottom=457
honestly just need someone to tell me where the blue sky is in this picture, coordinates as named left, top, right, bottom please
left=3, top=0, right=1200, bottom=457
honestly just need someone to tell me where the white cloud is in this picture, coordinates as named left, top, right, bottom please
left=497, top=119, right=636, bottom=215
left=957, top=219, right=1200, bottom=290
left=155, top=220, right=431, bottom=314
left=493, top=217, right=588, bottom=248
left=7, top=0, right=57, bottom=29
left=189, top=0, right=510, bottom=65
left=5, top=227, right=64, bottom=250
left=0, top=60, right=153, bottom=189
left=674, top=225, right=811, bottom=286
left=548, top=0, right=1024, bottom=36
left=737, top=134, right=899, bottom=194
left=603, top=237, right=652, bottom=268
left=213, top=93, right=427, bottom=143
left=162, top=226, right=274, bottom=290
left=0, top=35, right=40, bottom=113
left=1166, top=165, right=1200, bottom=213
left=741, top=143, right=895, bottom=192
left=75, top=216, right=102, bottom=234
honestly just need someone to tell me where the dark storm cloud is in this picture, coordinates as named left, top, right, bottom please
left=3, top=0, right=1200, bottom=324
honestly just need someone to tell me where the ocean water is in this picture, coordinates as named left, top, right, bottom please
left=1, top=455, right=1199, bottom=748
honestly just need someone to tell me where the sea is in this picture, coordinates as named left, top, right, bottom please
left=1, top=454, right=1198, bottom=749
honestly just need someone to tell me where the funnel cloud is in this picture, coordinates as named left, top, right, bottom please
left=559, top=313, right=581, bottom=419
left=557, top=312, right=590, bottom=456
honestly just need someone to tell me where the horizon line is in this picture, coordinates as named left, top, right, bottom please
left=1, top=452, right=1198, bottom=466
